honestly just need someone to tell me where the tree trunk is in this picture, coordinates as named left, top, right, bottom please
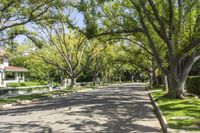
left=151, top=57, right=158, bottom=86
left=162, top=73, right=168, bottom=92
left=93, top=73, right=97, bottom=86
left=148, top=73, right=153, bottom=88
left=119, top=75, right=122, bottom=83
left=70, top=76, right=76, bottom=88
left=108, top=74, right=111, bottom=84
left=152, top=66, right=157, bottom=86
left=166, top=74, right=186, bottom=99
left=166, top=54, right=197, bottom=99
left=165, top=58, right=186, bottom=98
left=131, top=75, right=134, bottom=82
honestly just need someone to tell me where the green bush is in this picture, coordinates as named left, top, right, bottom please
left=186, top=76, right=200, bottom=95
left=7, top=81, right=48, bottom=87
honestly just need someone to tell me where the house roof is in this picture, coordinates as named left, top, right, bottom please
left=4, top=66, right=29, bottom=72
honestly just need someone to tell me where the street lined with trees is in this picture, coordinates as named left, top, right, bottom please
left=0, top=0, right=200, bottom=132
left=1, top=0, right=199, bottom=98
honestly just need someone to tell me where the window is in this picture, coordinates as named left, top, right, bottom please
left=0, top=58, right=3, bottom=64
left=5, top=72, right=15, bottom=80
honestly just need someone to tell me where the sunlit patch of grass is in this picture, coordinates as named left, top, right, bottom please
left=0, top=88, right=74, bottom=105
left=0, top=86, right=97, bottom=105
left=151, top=88, right=200, bottom=131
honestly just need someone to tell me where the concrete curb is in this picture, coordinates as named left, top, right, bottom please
left=146, top=88, right=169, bottom=133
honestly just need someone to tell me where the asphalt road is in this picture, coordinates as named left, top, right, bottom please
left=0, top=83, right=162, bottom=133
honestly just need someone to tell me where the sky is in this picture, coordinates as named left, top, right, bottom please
left=15, top=10, right=85, bottom=44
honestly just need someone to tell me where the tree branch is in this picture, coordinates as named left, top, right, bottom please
left=92, top=28, right=144, bottom=38
left=168, top=0, right=174, bottom=42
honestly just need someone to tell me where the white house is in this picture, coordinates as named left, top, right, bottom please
left=0, top=53, right=28, bottom=87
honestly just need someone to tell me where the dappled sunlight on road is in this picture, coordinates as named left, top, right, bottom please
left=0, top=84, right=162, bottom=133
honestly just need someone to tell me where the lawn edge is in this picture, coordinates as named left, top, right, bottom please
left=0, top=92, right=69, bottom=110
left=0, top=85, right=109, bottom=110
left=146, top=87, right=169, bottom=133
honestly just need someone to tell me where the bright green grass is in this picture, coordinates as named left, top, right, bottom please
left=0, top=89, right=73, bottom=105
left=151, top=89, right=200, bottom=131
left=0, top=85, right=98, bottom=105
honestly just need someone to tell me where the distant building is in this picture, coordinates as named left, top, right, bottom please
left=0, top=52, right=28, bottom=87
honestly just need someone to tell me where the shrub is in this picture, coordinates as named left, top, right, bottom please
left=7, top=81, right=48, bottom=87
left=186, top=76, right=200, bottom=95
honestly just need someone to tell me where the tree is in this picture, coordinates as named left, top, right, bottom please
left=10, top=55, right=59, bottom=81
left=71, top=0, right=200, bottom=98
left=118, top=42, right=155, bottom=86
left=35, top=23, right=99, bottom=88
left=7, top=43, right=60, bottom=82
left=0, top=0, right=63, bottom=45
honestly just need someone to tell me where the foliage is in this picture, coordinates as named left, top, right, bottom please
left=186, top=76, right=200, bottom=95
left=2, top=0, right=200, bottom=98
left=190, top=60, right=200, bottom=75
left=0, top=0, right=64, bottom=45
left=6, top=43, right=60, bottom=82
left=9, top=54, right=60, bottom=82
left=6, top=81, right=48, bottom=87
left=34, top=23, right=101, bottom=87
left=74, top=0, right=200, bottom=98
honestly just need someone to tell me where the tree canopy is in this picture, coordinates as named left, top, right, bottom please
left=1, top=0, right=200, bottom=98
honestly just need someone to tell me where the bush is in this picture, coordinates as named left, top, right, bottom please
left=7, top=81, right=48, bottom=87
left=186, top=76, right=200, bottom=95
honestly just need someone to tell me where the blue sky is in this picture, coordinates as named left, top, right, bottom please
left=15, top=10, right=85, bottom=44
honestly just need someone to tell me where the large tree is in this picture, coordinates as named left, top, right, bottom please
left=70, top=0, right=200, bottom=98
left=35, top=23, right=99, bottom=87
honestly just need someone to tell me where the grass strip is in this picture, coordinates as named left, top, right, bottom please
left=151, top=88, right=200, bottom=131
left=0, top=89, right=73, bottom=105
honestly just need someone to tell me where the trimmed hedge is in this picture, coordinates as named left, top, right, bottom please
left=7, top=81, right=48, bottom=87
left=186, top=76, right=200, bottom=95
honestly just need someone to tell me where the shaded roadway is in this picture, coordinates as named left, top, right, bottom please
left=0, top=83, right=162, bottom=133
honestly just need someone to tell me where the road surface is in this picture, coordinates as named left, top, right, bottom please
left=0, top=83, right=162, bottom=133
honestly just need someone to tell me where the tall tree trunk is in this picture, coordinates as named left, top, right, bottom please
left=70, top=75, right=76, bottom=88
left=166, top=73, right=186, bottom=99
left=162, top=72, right=168, bottom=92
left=152, top=58, right=158, bottom=86
left=166, top=54, right=198, bottom=99
left=108, top=72, right=111, bottom=84
left=131, top=75, right=134, bottom=82
left=93, top=72, right=97, bottom=86
left=148, top=72, right=153, bottom=88
left=119, top=75, right=122, bottom=83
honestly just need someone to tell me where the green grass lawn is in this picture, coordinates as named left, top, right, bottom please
left=151, top=89, right=200, bottom=131
left=0, top=85, right=98, bottom=105
left=0, top=89, right=73, bottom=105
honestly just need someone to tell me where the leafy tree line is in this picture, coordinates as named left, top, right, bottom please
left=69, top=0, right=200, bottom=98
left=8, top=40, right=139, bottom=87
left=1, top=0, right=200, bottom=99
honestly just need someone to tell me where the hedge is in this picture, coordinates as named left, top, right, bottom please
left=7, top=81, right=48, bottom=87
left=186, top=76, right=200, bottom=95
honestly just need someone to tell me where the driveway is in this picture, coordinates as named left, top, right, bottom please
left=0, top=83, right=162, bottom=133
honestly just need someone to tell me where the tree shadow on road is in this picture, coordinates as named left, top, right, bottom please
left=0, top=86, right=162, bottom=133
